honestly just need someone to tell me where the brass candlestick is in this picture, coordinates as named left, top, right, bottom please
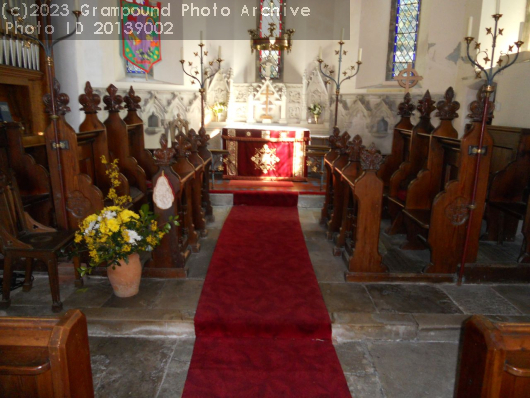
left=318, top=40, right=362, bottom=128
left=180, top=43, right=223, bottom=128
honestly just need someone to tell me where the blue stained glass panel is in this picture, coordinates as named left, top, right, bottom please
left=391, top=0, right=421, bottom=77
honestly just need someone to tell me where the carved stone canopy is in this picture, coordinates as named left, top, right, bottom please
left=43, top=78, right=71, bottom=116
left=468, top=85, right=494, bottom=122
left=397, top=92, right=415, bottom=118
left=417, top=90, right=436, bottom=119
left=124, top=86, right=142, bottom=111
left=153, top=134, right=176, bottom=166
left=103, top=84, right=124, bottom=113
left=347, top=135, right=364, bottom=162
left=436, top=87, right=460, bottom=121
left=360, top=143, right=384, bottom=171
left=79, top=82, right=101, bottom=114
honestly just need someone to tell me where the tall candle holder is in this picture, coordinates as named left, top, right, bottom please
left=458, top=12, right=524, bottom=284
left=180, top=44, right=223, bottom=128
left=7, top=1, right=82, bottom=229
left=317, top=41, right=362, bottom=128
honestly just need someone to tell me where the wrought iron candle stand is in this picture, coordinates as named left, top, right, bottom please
left=180, top=44, right=223, bottom=128
left=458, top=13, right=524, bottom=284
left=7, top=1, right=82, bottom=228
left=317, top=41, right=362, bottom=128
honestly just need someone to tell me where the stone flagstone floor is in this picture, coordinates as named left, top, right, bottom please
left=1, top=207, right=530, bottom=397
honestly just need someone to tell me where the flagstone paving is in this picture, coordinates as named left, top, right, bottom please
left=1, top=206, right=530, bottom=397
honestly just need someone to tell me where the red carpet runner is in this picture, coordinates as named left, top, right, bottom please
left=182, top=192, right=351, bottom=397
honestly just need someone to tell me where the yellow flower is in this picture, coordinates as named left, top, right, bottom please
left=158, top=232, right=165, bottom=239
left=107, top=218, right=120, bottom=233
left=147, top=236, right=157, bottom=245
left=122, top=244, right=131, bottom=253
left=89, top=250, right=98, bottom=258
left=151, top=221, right=158, bottom=231
left=101, top=155, right=108, bottom=164
left=74, top=234, right=83, bottom=243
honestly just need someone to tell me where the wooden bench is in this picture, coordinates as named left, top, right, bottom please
left=401, top=89, right=492, bottom=275
left=0, top=309, right=94, bottom=397
left=186, top=128, right=207, bottom=238
left=0, top=122, right=53, bottom=226
left=103, top=84, right=147, bottom=209
left=485, top=127, right=530, bottom=262
left=320, top=127, right=343, bottom=225
left=377, top=92, right=415, bottom=198
left=197, top=126, right=215, bottom=222
left=456, top=315, right=530, bottom=398
left=387, top=90, right=436, bottom=235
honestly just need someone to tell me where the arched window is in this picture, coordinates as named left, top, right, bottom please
left=258, top=0, right=284, bottom=80
left=387, top=0, right=422, bottom=80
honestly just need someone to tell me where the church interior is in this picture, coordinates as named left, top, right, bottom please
left=1, top=0, right=530, bottom=396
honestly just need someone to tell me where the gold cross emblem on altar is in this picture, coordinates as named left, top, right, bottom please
left=251, top=144, right=280, bottom=174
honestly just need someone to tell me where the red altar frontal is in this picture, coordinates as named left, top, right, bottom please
left=222, top=126, right=311, bottom=181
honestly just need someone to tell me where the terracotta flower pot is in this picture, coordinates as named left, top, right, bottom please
left=107, top=253, right=142, bottom=298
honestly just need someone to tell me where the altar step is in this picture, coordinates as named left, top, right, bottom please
left=210, top=193, right=324, bottom=208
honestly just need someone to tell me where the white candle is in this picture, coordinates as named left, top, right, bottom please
left=200, top=31, right=203, bottom=44
left=519, top=22, right=525, bottom=42
left=341, top=28, right=345, bottom=41
left=180, top=47, right=184, bottom=60
left=218, top=46, right=222, bottom=58
left=467, top=16, right=473, bottom=37
left=318, top=46, right=322, bottom=59
left=495, top=0, right=501, bottom=14
left=358, top=48, right=362, bottom=62
left=74, top=0, right=80, bottom=11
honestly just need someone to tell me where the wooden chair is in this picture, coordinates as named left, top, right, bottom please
left=0, top=168, right=79, bottom=313
left=387, top=90, right=436, bottom=235
left=103, top=84, right=147, bottom=209
left=1, top=122, right=53, bottom=226
left=0, top=309, right=94, bottom=397
left=456, top=315, right=530, bottom=398
left=377, top=92, right=415, bottom=196
left=401, top=88, right=493, bottom=275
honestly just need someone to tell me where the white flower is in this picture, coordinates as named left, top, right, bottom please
left=104, top=211, right=117, bottom=220
left=126, top=229, right=142, bottom=245
left=84, top=220, right=98, bottom=235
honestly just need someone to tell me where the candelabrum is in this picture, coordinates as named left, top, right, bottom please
left=317, top=41, right=362, bottom=128
left=180, top=44, right=223, bottom=128
left=458, top=13, right=524, bottom=284
left=6, top=1, right=82, bottom=229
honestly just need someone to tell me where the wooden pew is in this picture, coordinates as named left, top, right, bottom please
left=484, top=127, right=530, bottom=260
left=325, top=130, right=351, bottom=240
left=43, top=79, right=105, bottom=231
left=144, top=134, right=188, bottom=278
left=103, top=84, right=147, bottom=208
left=186, top=128, right=207, bottom=237
left=456, top=315, right=530, bottom=398
left=377, top=92, right=415, bottom=194
left=123, top=86, right=159, bottom=185
left=386, top=90, right=436, bottom=234
left=344, top=144, right=386, bottom=280
left=401, top=89, right=493, bottom=275
left=197, top=126, right=214, bottom=222
left=320, top=127, right=342, bottom=225
left=0, top=309, right=94, bottom=398
left=333, top=135, right=364, bottom=256
left=169, top=117, right=200, bottom=254
left=1, top=122, right=53, bottom=226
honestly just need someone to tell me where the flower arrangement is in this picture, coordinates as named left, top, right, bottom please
left=308, top=103, right=324, bottom=116
left=211, top=102, right=227, bottom=116
left=72, top=156, right=177, bottom=277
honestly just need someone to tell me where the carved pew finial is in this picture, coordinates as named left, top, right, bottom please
left=124, top=86, right=142, bottom=111
left=329, top=126, right=341, bottom=149
left=468, top=85, right=494, bottom=122
left=79, top=82, right=101, bottom=114
left=43, top=78, right=71, bottom=116
left=103, top=84, right=124, bottom=113
left=398, top=92, right=415, bottom=118
left=347, top=135, right=364, bottom=162
left=173, top=131, right=192, bottom=159
left=436, top=87, right=460, bottom=120
left=197, top=126, right=210, bottom=148
left=361, top=143, right=384, bottom=171
left=337, top=131, right=351, bottom=154
left=187, top=129, right=201, bottom=153
left=417, top=90, right=436, bottom=119
left=153, top=134, right=176, bottom=166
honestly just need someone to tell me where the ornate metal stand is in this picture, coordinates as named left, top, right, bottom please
left=317, top=41, right=362, bottom=128
left=458, top=13, right=524, bottom=284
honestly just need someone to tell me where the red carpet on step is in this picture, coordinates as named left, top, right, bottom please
left=233, top=191, right=299, bottom=207
left=183, top=193, right=351, bottom=397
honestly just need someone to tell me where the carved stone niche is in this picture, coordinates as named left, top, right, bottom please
left=206, top=68, right=231, bottom=122
left=343, top=97, right=370, bottom=136
left=306, top=68, right=328, bottom=123
left=142, top=92, right=166, bottom=136
left=370, top=98, right=395, bottom=138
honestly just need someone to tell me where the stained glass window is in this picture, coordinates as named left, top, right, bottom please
left=259, top=0, right=283, bottom=80
left=388, top=0, right=421, bottom=79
